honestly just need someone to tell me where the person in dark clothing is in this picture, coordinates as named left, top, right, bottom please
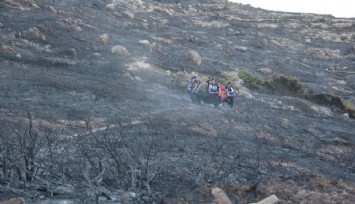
left=187, top=76, right=201, bottom=104
left=204, top=76, right=213, bottom=93
left=225, top=81, right=236, bottom=108
left=206, top=76, right=213, bottom=86
left=208, top=78, right=220, bottom=108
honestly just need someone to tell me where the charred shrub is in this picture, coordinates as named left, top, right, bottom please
left=262, top=75, right=308, bottom=97
left=306, top=94, right=355, bottom=118
left=238, top=70, right=263, bottom=90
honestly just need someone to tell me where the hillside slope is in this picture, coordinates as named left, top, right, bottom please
left=0, top=0, right=354, bottom=203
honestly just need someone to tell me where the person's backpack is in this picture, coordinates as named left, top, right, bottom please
left=219, top=84, right=228, bottom=102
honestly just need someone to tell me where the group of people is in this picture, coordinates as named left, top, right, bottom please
left=187, top=76, right=237, bottom=108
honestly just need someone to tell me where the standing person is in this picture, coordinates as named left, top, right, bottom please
left=225, top=81, right=236, bottom=108
left=204, top=76, right=213, bottom=93
left=187, top=76, right=201, bottom=104
left=206, top=76, right=213, bottom=86
left=208, top=78, right=220, bottom=108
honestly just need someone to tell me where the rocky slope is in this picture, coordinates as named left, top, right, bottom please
left=0, top=0, right=354, bottom=203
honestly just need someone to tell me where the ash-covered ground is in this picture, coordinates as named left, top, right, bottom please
left=0, top=0, right=354, bottom=203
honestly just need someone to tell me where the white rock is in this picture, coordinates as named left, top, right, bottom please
left=280, top=118, right=289, bottom=126
left=238, top=79, right=244, bottom=85
left=49, top=6, right=57, bottom=13
left=256, top=23, right=278, bottom=29
left=310, top=105, right=333, bottom=117
left=0, top=45, right=15, bottom=54
left=106, top=4, right=115, bottom=12
left=134, top=76, right=142, bottom=81
left=211, top=187, right=232, bottom=204
left=234, top=45, right=248, bottom=52
left=123, top=73, right=134, bottom=80
left=333, top=23, right=353, bottom=28
left=16, top=53, right=21, bottom=58
left=159, top=19, right=169, bottom=26
left=139, top=18, right=148, bottom=23
left=258, top=68, right=272, bottom=75
left=138, top=40, right=151, bottom=47
left=111, top=45, right=130, bottom=56
left=31, top=3, right=40, bottom=9
left=277, top=100, right=283, bottom=106
left=122, top=11, right=134, bottom=20
left=186, top=50, right=201, bottom=65
left=255, top=194, right=279, bottom=204
left=239, top=89, right=254, bottom=99
left=28, top=27, right=46, bottom=41
left=98, top=34, right=109, bottom=44
left=129, top=192, right=137, bottom=198
left=71, top=48, right=77, bottom=58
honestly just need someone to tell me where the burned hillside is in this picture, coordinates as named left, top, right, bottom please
left=0, top=0, right=354, bottom=203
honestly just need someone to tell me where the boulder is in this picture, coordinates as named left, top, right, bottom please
left=0, top=197, right=25, bottom=204
left=111, top=45, right=130, bottom=56
left=106, top=4, right=115, bottom=12
left=122, top=11, right=134, bottom=20
left=31, top=3, right=40, bottom=9
left=211, top=187, right=232, bottom=204
left=277, top=100, right=283, bottom=106
left=138, top=40, right=151, bottom=48
left=3, top=0, right=25, bottom=11
left=280, top=118, right=289, bottom=127
left=258, top=68, right=272, bottom=75
left=188, top=122, right=218, bottom=137
left=239, top=87, right=254, bottom=99
left=255, top=195, right=279, bottom=204
left=49, top=6, right=57, bottom=14
left=186, top=50, right=201, bottom=65
left=98, top=34, right=109, bottom=44
left=0, top=45, right=16, bottom=54
left=23, top=27, right=46, bottom=41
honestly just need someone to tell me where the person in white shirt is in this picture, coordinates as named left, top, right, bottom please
left=225, top=81, right=237, bottom=108
left=208, top=78, right=221, bottom=108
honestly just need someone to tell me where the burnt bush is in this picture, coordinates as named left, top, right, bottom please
left=238, top=70, right=263, bottom=90
left=262, top=75, right=308, bottom=97
left=306, top=94, right=355, bottom=118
